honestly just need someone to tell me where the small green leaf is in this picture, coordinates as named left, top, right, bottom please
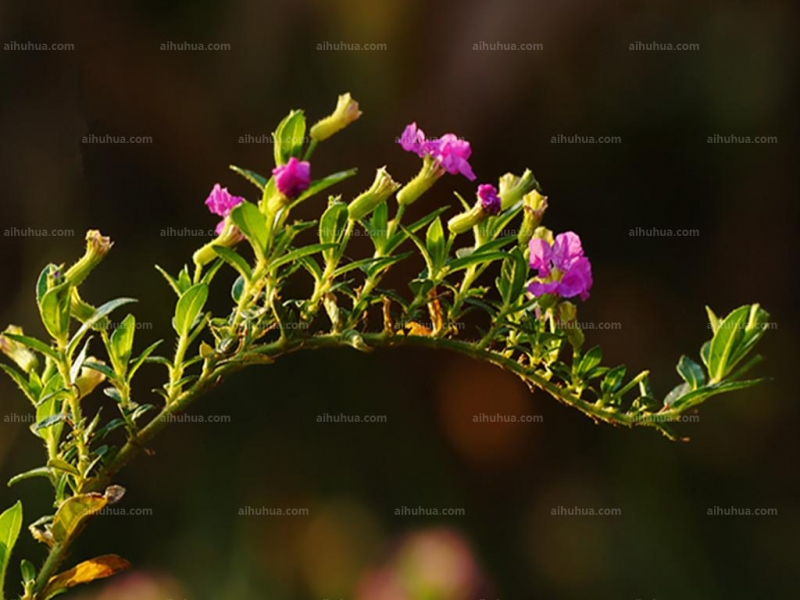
left=39, top=284, right=72, bottom=342
left=231, top=201, right=269, bottom=255
left=229, top=165, right=268, bottom=190
left=36, top=263, right=59, bottom=305
left=0, top=500, right=23, bottom=600
left=20, top=559, right=35, bottom=585
left=128, top=340, right=163, bottom=381
left=425, top=217, right=446, bottom=271
left=212, top=246, right=253, bottom=281
left=47, top=458, right=80, bottom=477
left=578, top=346, right=603, bottom=376
left=446, top=251, right=508, bottom=274
left=664, top=382, right=691, bottom=407
left=270, top=244, right=337, bottom=271
left=109, top=314, right=136, bottom=376
left=319, top=200, right=348, bottom=261
left=1, top=333, right=60, bottom=362
left=295, top=169, right=358, bottom=204
left=705, top=306, right=720, bottom=334
left=231, top=275, right=245, bottom=303
left=173, top=283, right=209, bottom=336
left=273, top=110, right=306, bottom=166
left=601, top=365, right=627, bottom=395
left=67, top=298, right=138, bottom=358
left=8, top=467, right=51, bottom=488
left=154, top=265, right=182, bottom=296
left=707, top=305, right=749, bottom=382
left=677, top=355, right=705, bottom=390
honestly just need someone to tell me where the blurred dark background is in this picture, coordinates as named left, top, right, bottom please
left=1, top=1, right=798, bottom=599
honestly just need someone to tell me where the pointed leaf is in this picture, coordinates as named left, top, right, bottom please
left=173, top=283, right=209, bottom=336
left=0, top=501, right=23, bottom=600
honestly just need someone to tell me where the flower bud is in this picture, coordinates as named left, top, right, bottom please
left=447, top=184, right=501, bottom=234
left=348, top=167, right=400, bottom=221
left=310, top=93, right=362, bottom=142
left=498, top=169, right=539, bottom=210
left=192, top=219, right=245, bottom=267
left=557, top=301, right=584, bottom=349
left=267, top=157, right=311, bottom=213
left=517, top=190, right=548, bottom=247
left=0, top=325, right=39, bottom=373
left=64, top=230, right=113, bottom=286
left=396, top=155, right=445, bottom=206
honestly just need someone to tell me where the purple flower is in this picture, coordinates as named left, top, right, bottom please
left=205, top=184, right=244, bottom=234
left=399, top=122, right=427, bottom=157
left=527, top=231, right=593, bottom=301
left=397, top=123, right=477, bottom=181
left=477, top=184, right=500, bottom=215
left=272, top=157, right=311, bottom=199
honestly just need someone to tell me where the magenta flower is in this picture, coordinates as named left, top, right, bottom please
left=397, top=123, right=477, bottom=181
left=205, top=184, right=244, bottom=234
left=399, top=122, right=428, bottom=157
left=528, top=231, right=593, bottom=301
left=272, top=157, right=311, bottom=199
left=477, top=184, right=500, bottom=215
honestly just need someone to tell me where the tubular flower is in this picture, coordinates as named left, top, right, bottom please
left=272, top=157, right=311, bottom=199
left=528, top=231, right=593, bottom=301
left=398, top=123, right=476, bottom=181
left=447, top=184, right=500, bottom=234
left=205, top=184, right=244, bottom=234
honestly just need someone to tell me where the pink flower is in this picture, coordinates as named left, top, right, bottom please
left=205, top=184, right=244, bottom=234
left=397, top=123, right=477, bottom=181
left=272, top=157, right=311, bottom=199
left=477, top=184, right=500, bottom=215
left=528, top=231, right=593, bottom=301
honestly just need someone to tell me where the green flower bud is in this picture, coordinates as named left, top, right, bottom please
left=192, top=219, right=245, bottom=268
left=396, top=155, right=445, bottom=206
left=348, top=167, right=400, bottom=221
left=64, top=230, right=113, bottom=286
left=517, top=190, right=548, bottom=247
left=498, top=169, right=539, bottom=210
left=310, top=93, right=362, bottom=142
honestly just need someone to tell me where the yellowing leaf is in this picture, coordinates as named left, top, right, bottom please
left=50, top=494, right=108, bottom=544
left=43, top=554, right=130, bottom=599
